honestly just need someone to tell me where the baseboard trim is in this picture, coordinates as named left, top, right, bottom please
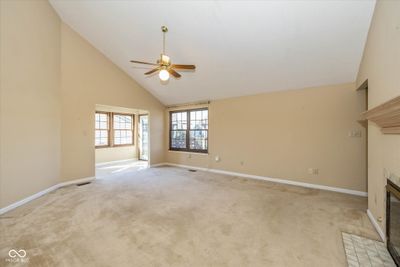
left=0, top=184, right=59, bottom=215
left=150, top=162, right=169, bottom=168
left=0, top=176, right=96, bottom=215
left=162, top=163, right=368, bottom=197
left=367, top=209, right=386, bottom=242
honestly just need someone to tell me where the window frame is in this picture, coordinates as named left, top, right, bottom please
left=95, top=111, right=135, bottom=149
left=95, top=111, right=111, bottom=148
left=112, top=112, right=134, bottom=147
left=169, top=108, right=208, bottom=153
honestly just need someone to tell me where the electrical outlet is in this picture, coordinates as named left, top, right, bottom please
left=240, top=161, right=244, bottom=166
left=215, top=156, right=220, bottom=162
left=348, top=130, right=362, bottom=138
left=308, top=168, right=319, bottom=175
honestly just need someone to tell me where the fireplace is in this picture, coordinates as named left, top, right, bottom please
left=386, top=179, right=400, bottom=265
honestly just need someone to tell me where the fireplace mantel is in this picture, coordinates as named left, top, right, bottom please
left=361, top=95, right=400, bottom=134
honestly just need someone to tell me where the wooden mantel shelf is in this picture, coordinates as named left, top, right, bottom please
left=361, top=95, right=400, bottom=134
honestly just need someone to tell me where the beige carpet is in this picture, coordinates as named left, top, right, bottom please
left=0, top=166, right=379, bottom=266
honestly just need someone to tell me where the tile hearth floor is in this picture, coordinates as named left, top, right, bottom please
left=342, top=232, right=396, bottom=267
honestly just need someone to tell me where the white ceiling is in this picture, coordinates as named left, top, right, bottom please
left=50, top=0, right=375, bottom=105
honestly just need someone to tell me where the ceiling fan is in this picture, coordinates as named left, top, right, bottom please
left=130, top=26, right=196, bottom=81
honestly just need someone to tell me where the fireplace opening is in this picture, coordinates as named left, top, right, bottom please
left=386, top=179, right=400, bottom=265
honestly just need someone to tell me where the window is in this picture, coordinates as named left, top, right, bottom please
left=113, top=113, right=133, bottom=146
left=95, top=112, right=110, bottom=147
left=95, top=112, right=134, bottom=148
left=170, top=108, right=208, bottom=153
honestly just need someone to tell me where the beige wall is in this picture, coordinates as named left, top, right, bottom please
left=0, top=1, right=61, bottom=207
left=60, top=23, right=165, bottom=181
left=166, top=83, right=367, bottom=192
left=96, top=146, right=137, bottom=164
left=356, top=0, right=400, bottom=233
left=0, top=1, right=165, bottom=208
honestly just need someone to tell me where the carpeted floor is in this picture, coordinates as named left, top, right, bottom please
left=0, top=166, right=379, bottom=266
left=95, top=159, right=148, bottom=178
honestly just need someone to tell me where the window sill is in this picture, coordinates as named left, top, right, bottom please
left=168, top=150, right=209, bottom=155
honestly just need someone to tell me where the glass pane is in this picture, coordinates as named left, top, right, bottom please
left=190, top=109, right=208, bottom=130
left=95, top=113, right=109, bottom=130
left=95, top=113, right=110, bottom=145
left=95, top=130, right=108, bottom=146
left=170, top=111, right=187, bottom=130
left=171, top=130, right=186, bottom=149
left=100, top=114, right=107, bottom=121
left=114, top=114, right=132, bottom=130
left=189, top=130, right=207, bottom=150
left=114, top=130, right=132, bottom=145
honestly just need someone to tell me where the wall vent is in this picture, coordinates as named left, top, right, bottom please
left=77, top=182, right=91, bottom=186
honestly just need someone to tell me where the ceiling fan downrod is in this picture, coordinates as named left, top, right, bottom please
left=161, top=26, right=168, bottom=55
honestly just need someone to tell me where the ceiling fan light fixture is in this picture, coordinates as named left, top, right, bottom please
left=159, top=69, right=170, bottom=81
left=130, top=26, right=195, bottom=82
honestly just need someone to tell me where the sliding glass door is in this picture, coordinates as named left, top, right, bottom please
left=138, top=115, right=149, bottom=161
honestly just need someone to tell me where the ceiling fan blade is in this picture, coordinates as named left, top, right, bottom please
left=144, top=67, right=160, bottom=75
left=130, top=60, right=158, bottom=66
left=168, top=68, right=181, bottom=78
left=171, top=64, right=196, bottom=70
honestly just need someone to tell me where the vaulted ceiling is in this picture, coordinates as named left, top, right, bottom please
left=50, top=0, right=375, bottom=105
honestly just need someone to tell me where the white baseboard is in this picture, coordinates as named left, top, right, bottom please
left=367, top=209, right=386, bottom=242
left=0, top=184, right=60, bottom=215
left=165, top=163, right=208, bottom=171
left=150, top=162, right=168, bottom=168
left=0, top=176, right=96, bottom=215
left=161, top=163, right=368, bottom=197
left=58, top=176, right=96, bottom=187
left=96, top=158, right=139, bottom=166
